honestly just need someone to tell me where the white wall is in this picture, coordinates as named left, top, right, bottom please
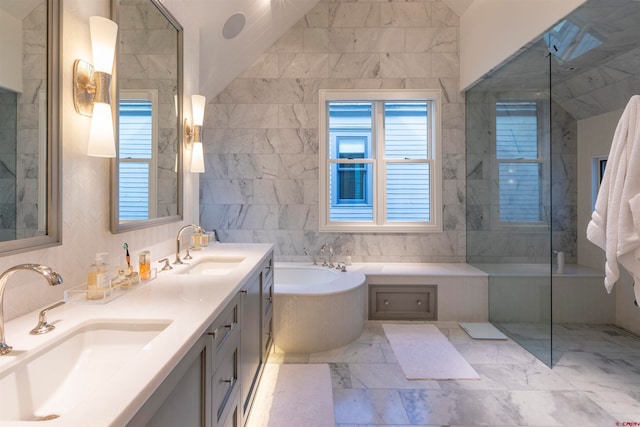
left=0, top=0, right=200, bottom=321
left=459, top=0, right=586, bottom=91
left=0, top=11, right=22, bottom=92
left=577, top=109, right=640, bottom=335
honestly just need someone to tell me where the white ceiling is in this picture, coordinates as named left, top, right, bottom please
left=192, top=0, right=475, bottom=101
left=0, top=0, right=42, bottom=19
left=194, top=0, right=319, bottom=100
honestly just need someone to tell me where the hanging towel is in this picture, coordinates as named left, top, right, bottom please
left=587, top=95, right=640, bottom=303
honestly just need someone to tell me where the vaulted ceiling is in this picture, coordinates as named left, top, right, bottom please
left=469, top=0, right=640, bottom=120
left=191, top=0, right=474, bottom=100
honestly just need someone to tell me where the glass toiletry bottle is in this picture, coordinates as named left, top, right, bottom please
left=87, top=253, right=111, bottom=300
left=112, top=267, right=129, bottom=290
left=128, top=271, right=140, bottom=286
left=139, top=251, right=151, bottom=281
left=191, top=232, right=203, bottom=250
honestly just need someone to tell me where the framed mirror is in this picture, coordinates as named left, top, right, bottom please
left=110, top=0, right=183, bottom=233
left=0, top=0, right=61, bottom=255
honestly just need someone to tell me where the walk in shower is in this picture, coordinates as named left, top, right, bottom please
left=466, top=0, right=640, bottom=366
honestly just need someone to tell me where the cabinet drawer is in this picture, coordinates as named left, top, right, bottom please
left=369, top=285, right=437, bottom=320
left=209, top=294, right=240, bottom=354
left=263, top=257, right=273, bottom=284
left=262, top=281, right=273, bottom=319
left=212, top=335, right=239, bottom=423
left=262, top=315, right=273, bottom=359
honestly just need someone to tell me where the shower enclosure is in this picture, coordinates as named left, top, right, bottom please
left=465, top=39, right=561, bottom=366
left=466, top=0, right=640, bottom=366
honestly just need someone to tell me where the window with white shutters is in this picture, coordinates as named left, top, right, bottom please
left=118, top=90, right=158, bottom=221
left=319, top=90, right=442, bottom=233
left=496, top=100, right=542, bottom=223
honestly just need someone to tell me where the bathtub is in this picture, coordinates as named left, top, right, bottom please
left=474, top=263, right=613, bottom=324
left=273, top=263, right=366, bottom=353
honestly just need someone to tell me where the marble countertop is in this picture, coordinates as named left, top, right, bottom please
left=0, top=243, right=273, bottom=427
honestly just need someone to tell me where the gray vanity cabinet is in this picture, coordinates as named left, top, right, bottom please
left=127, top=250, right=274, bottom=427
left=239, top=273, right=260, bottom=422
left=261, top=257, right=274, bottom=360
left=211, top=293, right=241, bottom=427
left=240, top=255, right=274, bottom=425
left=126, top=333, right=210, bottom=427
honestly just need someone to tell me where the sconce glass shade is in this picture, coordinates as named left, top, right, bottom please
left=88, top=103, right=116, bottom=157
left=191, top=95, right=206, bottom=127
left=89, top=16, right=118, bottom=73
left=191, top=141, right=205, bottom=173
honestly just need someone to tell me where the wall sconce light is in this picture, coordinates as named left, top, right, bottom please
left=73, top=16, right=118, bottom=158
left=185, top=95, right=206, bottom=173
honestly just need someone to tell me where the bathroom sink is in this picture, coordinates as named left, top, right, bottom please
left=179, top=256, right=246, bottom=276
left=0, top=319, right=171, bottom=422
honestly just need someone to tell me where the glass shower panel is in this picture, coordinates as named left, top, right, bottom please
left=466, top=38, right=554, bottom=366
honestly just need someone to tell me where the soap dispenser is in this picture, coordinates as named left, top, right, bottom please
left=87, top=253, right=112, bottom=300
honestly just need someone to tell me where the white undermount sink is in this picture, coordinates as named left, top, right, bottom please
left=0, top=319, right=171, bottom=422
left=179, top=256, right=246, bottom=276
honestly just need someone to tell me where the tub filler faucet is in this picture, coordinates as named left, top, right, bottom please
left=0, top=264, right=63, bottom=355
left=321, top=243, right=334, bottom=268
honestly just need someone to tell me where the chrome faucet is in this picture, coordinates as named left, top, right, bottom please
left=175, top=224, right=205, bottom=264
left=0, top=264, right=63, bottom=355
left=30, top=300, right=65, bottom=335
left=321, top=243, right=334, bottom=268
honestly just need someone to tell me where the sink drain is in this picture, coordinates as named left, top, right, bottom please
left=36, top=414, right=60, bottom=421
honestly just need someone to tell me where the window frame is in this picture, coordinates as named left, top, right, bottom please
left=334, top=135, right=371, bottom=205
left=319, top=89, right=442, bottom=233
left=491, top=94, right=547, bottom=229
left=118, top=89, right=159, bottom=222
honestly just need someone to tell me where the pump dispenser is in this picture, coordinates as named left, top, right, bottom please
left=87, top=252, right=111, bottom=300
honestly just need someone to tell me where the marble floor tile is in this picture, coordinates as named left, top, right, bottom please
left=333, top=388, right=411, bottom=425
left=256, top=322, right=640, bottom=427
left=470, top=363, right=575, bottom=391
left=398, top=389, right=524, bottom=426
left=349, top=363, right=441, bottom=390
left=309, top=341, right=388, bottom=363
left=505, top=390, right=617, bottom=427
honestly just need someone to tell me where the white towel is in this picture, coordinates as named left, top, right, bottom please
left=587, top=95, right=640, bottom=296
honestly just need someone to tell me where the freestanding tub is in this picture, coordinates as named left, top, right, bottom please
left=273, top=263, right=366, bottom=353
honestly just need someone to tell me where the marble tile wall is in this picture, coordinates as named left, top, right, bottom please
left=16, top=2, right=46, bottom=240
left=0, top=88, right=17, bottom=242
left=200, top=0, right=466, bottom=262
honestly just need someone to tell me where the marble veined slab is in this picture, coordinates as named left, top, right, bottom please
left=247, top=364, right=334, bottom=427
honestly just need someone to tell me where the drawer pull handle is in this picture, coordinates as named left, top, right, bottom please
left=224, top=322, right=236, bottom=330
left=207, top=329, right=217, bottom=338
left=240, top=289, right=248, bottom=294
left=267, top=297, right=273, bottom=303
left=221, top=378, right=233, bottom=384
left=384, top=300, right=390, bottom=305
left=417, top=300, right=423, bottom=306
